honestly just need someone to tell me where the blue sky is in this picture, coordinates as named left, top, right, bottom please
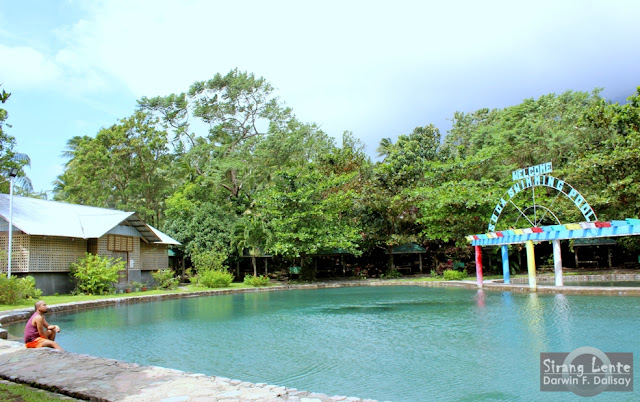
left=1, top=0, right=639, bottom=196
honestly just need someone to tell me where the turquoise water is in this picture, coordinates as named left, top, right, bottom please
left=563, top=280, right=640, bottom=287
left=7, top=286, right=640, bottom=401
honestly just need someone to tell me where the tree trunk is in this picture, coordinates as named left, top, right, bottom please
left=252, top=256, right=257, bottom=276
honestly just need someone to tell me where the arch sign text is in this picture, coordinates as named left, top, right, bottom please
left=487, top=162, right=597, bottom=232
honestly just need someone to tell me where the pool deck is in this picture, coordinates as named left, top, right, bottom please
left=1, top=277, right=639, bottom=401
left=0, top=339, right=368, bottom=401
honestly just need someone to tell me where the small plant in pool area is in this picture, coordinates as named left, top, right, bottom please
left=443, top=269, right=467, bottom=281
left=152, top=269, right=179, bottom=290
left=198, top=269, right=234, bottom=288
left=70, top=253, right=123, bottom=295
left=381, top=268, right=402, bottom=279
left=191, top=247, right=234, bottom=288
left=243, top=274, right=270, bottom=287
left=0, top=275, right=42, bottom=304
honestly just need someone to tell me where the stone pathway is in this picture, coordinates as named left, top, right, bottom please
left=0, top=341, right=372, bottom=402
left=0, top=340, right=372, bottom=402
left=0, top=340, right=372, bottom=401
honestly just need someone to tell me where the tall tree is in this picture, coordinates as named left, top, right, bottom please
left=568, top=87, right=640, bottom=220
left=254, top=166, right=362, bottom=270
left=139, top=68, right=285, bottom=200
left=0, top=86, right=32, bottom=194
left=54, top=111, right=172, bottom=226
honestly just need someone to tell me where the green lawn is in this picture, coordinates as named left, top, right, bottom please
left=0, top=381, right=71, bottom=401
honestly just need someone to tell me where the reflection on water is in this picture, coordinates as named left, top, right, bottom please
left=5, top=286, right=639, bottom=401
left=552, top=294, right=573, bottom=351
left=522, top=293, right=547, bottom=353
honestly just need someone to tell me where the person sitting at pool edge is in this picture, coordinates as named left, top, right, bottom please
left=24, top=300, right=63, bottom=351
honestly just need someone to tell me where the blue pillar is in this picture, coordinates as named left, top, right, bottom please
left=501, top=245, right=510, bottom=284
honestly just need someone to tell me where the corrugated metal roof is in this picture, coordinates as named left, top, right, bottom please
left=0, top=195, right=180, bottom=245
left=148, top=224, right=181, bottom=245
left=392, top=243, right=426, bottom=254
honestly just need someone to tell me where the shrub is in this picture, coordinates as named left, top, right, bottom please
left=17, top=276, right=42, bottom=299
left=243, top=274, right=270, bottom=287
left=152, top=269, right=179, bottom=290
left=191, top=248, right=227, bottom=271
left=0, top=276, right=42, bottom=304
left=199, top=269, right=234, bottom=288
left=382, top=268, right=402, bottom=279
left=70, top=253, right=123, bottom=295
left=443, top=269, right=467, bottom=281
left=190, top=247, right=233, bottom=288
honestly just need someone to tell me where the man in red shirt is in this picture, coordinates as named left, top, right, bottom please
left=24, top=300, right=63, bottom=351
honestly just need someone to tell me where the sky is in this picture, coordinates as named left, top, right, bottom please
left=1, top=0, right=639, bottom=196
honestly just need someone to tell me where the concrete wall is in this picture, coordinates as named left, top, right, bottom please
left=14, top=272, right=74, bottom=296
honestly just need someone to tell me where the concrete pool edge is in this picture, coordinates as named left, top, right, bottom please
left=0, top=340, right=374, bottom=401
left=1, top=279, right=639, bottom=401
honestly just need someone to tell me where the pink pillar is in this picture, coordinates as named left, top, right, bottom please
left=475, top=245, right=483, bottom=288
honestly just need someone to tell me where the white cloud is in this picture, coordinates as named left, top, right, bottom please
left=0, top=44, right=63, bottom=88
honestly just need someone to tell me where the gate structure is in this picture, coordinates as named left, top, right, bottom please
left=466, top=162, right=640, bottom=289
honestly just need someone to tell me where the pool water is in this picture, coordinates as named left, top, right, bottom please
left=562, top=280, right=640, bottom=287
left=7, top=286, right=640, bottom=401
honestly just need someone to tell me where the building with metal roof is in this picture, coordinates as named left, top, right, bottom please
left=0, top=195, right=180, bottom=295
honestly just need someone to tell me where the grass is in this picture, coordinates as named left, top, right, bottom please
left=0, top=381, right=70, bottom=401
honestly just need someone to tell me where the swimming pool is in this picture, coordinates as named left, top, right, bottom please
left=562, top=280, right=640, bottom=287
left=6, top=286, right=639, bottom=400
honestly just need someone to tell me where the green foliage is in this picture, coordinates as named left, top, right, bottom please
left=443, top=269, right=467, bottom=281
left=151, top=269, right=179, bottom=290
left=190, top=248, right=233, bottom=288
left=198, top=269, right=234, bottom=288
left=0, top=275, right=42, bottom=304
left=381, top=268, right=402, bottom=279
left=255, top=166, right=362, bottom=259
left=54, top=111, right=172, bottom=226
left=191, top=248, right=227, bottom=271
left=243, top=274, right=270, bottom=287
left=0, top=84, right=32, bottom=194
left=46, top=70, right=640, bottom=271
left=69, top=253, right=123, bottom=295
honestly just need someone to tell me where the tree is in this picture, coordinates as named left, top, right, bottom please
left=413, top=157, right=502, bottom=244
left=232, top=212, right=271, bottom=276
left=357, top=126, right=442, bottom=263
left=54, top=111, right=172, bottom=226
left=139, top=69, right=285, bottom=200
left=381, top=124, right=442, bottom=187
left=254, top=166, right=362, bottom=270
left=567, top=87, right=640, bottom=220
left=0, top=86, right=32, bottom=194
left=140, top=69, right=339, bottom=258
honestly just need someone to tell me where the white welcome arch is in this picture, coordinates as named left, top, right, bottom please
left=487, top=174, right=597, bottom=232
